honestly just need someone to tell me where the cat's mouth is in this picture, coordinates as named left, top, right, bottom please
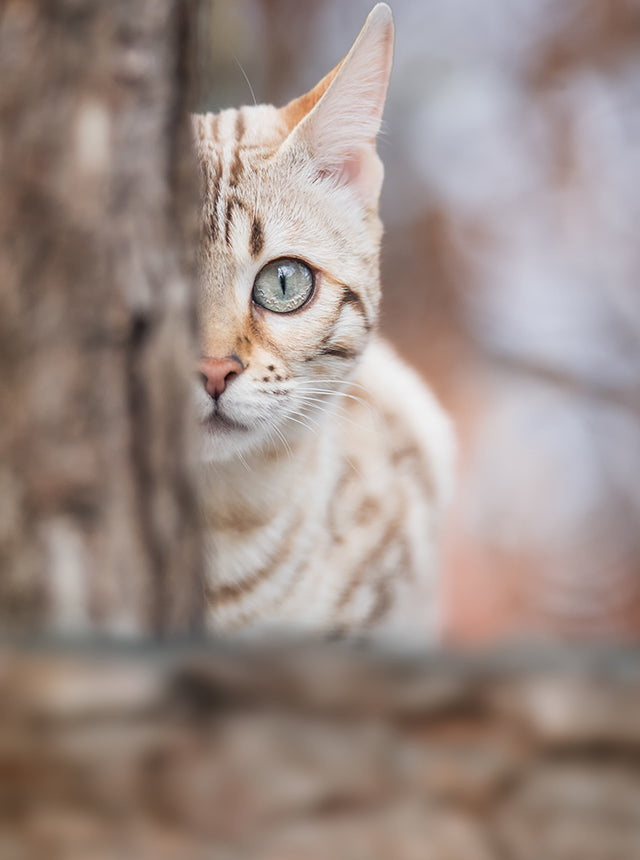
left=202, top=408, right=250, bottom=433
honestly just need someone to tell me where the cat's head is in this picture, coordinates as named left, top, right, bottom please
left=192, top=4, right=394, bottom=463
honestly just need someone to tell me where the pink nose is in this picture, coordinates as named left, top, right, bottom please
left=198, top=356, right=244, bottom=400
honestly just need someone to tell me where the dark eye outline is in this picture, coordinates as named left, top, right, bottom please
left=252, top=257, right=315, bottom=314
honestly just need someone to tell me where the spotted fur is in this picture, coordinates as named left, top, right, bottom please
left=192, top=4, right=454, bottom=642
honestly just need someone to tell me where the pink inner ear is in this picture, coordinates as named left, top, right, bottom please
left=314, top=151, right=362, bottom=186
left=317, top=144, right=383, bottom=205
left=342, top=151, right=366, bottom=187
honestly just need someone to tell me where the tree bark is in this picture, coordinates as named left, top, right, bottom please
left=0, top=0, right=204, bottom=634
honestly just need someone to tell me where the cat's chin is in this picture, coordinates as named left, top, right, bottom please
left=199, top=415, right=252, bottom=464
left=200, top=414, right=299, bottom=465
left=200, top=409, right=286, bottom=464
left=201, top=431, right=246, bottom=464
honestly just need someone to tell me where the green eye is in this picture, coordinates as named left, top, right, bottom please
left=252, top=258, right=314, bottom=313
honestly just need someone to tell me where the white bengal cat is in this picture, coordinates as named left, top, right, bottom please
left=192, top=4, right=455, bottom=642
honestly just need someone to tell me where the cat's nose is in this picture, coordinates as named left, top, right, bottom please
left=198, top=356, right=244, bottom=400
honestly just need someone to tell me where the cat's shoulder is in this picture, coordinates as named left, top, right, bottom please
left=355, top=337, right=456, bottom=506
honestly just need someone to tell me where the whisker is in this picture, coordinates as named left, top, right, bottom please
left=287, top=406, right=323, bottom=427
left=270, top=423, right=293, bottom=459
left=233, top=55, right=258, bottom=107
left=286, top=399, right=369, bottom=471
left=294, top=388, right=375, bottom=413
left=298, top=387, right=369, bottom=403
left=284, top=413, right=320, bottom=437
left=232, top=54, right=263, bottom=244
left=295, top=380, right=373, bottom=401
left=293, top=396, right=373, bottom=435
left=297, top=378, right=372, bottom=395
left=251, top=412, right=294, bottom=459
left=290, top=396, right=338, bottom=419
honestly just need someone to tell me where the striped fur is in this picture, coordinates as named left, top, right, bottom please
left=192, top=5, right=455, bottom=643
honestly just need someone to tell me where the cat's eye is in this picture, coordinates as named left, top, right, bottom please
left=252, top=258, right=314, bottom=313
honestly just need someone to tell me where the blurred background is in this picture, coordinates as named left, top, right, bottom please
left=1, top=6, right=639, bottom=854
left=197, top=0, right=640, bottom=643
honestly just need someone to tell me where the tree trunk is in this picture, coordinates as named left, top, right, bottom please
left=0, top=0, right=204, bottom=634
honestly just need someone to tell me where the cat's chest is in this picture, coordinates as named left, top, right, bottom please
left=203, top=435, right=339, bottom=567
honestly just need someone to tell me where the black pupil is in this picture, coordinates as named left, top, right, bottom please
left=279, top=268, right=287, bottom=296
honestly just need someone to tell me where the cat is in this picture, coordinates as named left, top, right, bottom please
left=191, top=3, right=454, bottom=642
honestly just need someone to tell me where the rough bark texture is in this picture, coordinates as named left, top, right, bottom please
left=0, top=643, right=638, bottom=859
left=0, top=0, right=203, bottom=633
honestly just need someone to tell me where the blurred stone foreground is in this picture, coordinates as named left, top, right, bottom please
left=1, top=642, right=639, bottom=859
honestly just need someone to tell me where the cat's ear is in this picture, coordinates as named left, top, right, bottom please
left=280, top=3, right=394, bottom=206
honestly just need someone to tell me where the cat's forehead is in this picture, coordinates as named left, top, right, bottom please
left=192, top=105, right=289, bottom=153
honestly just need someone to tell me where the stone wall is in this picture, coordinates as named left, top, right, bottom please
left=1, top=642, right=638, bottom=859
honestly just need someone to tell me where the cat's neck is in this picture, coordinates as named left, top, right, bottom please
left=200, top=415, right=337, bottom=531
